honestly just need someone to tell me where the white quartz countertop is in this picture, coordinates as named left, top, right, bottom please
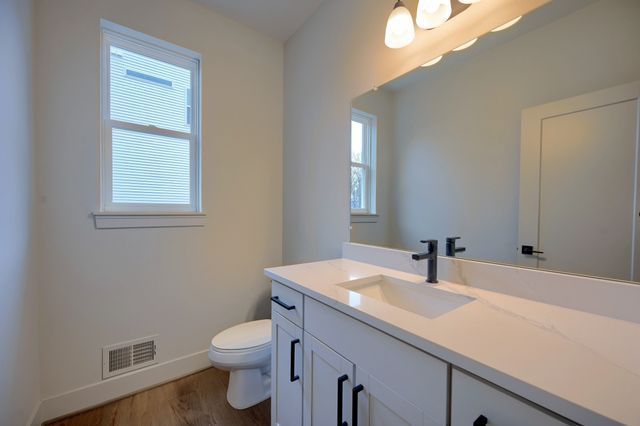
left=265, top=258, right=640, bottom=426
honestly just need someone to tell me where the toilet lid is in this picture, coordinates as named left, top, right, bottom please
left=211, top=319, right=272, bottom=351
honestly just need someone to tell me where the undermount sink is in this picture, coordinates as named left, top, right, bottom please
left=338, top=275, right=474, bottom=319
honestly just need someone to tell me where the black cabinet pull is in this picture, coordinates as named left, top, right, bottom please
left=473, top=414, right=488, bottom=426
left=352, top=384, right=364, bottom=426
left=337, top=374, right=348, bottom=426
left=271, top=296, right=296, bottom=311
left=289, top=339, right=300, bottom=382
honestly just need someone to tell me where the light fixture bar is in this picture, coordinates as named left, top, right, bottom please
left=452, top=37, right=478, bottom=51
left=421, top=55, right=443, bottom=67
left=491, top=16, right=522, bottom=32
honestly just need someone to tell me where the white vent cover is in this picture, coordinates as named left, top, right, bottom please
left=102, top=335, right=158, bottom=379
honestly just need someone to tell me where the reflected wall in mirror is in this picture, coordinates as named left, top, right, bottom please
left=350, top=0, right=640, bottom=283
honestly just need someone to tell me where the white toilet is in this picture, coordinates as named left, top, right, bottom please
left=208, top=319, right=272, bottom=409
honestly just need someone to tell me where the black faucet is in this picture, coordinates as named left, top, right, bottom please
left=411, top=239, right=438, bottom=283
left=445, top=237, right=466, bottom=257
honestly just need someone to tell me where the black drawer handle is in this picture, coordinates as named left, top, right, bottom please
left=473, top=414, right=488, bottom=426
left=337, top=374, right=348, bottom=426
left=290, top=339, right=300, bottom=382
left=352, top=384, right=364, bottom=426
left=271, top=296, right=296, bottom=311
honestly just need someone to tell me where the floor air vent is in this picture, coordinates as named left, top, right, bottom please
left=103, top=335, right=158, bottom=379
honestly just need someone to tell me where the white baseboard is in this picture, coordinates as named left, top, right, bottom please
left=27, top=400, right=42, bottom=426
left=36, top=349, right=211, bottom=424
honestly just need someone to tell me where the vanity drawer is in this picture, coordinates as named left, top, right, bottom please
left=451, top=369, right=570, bottom=426
left=271, top=281, right=304, bottom=327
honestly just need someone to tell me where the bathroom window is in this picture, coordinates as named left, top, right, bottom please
left=99, top=20, right=201, bottom=215
left=351, top=109, right=377, bottom=215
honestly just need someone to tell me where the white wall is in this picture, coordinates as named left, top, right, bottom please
left=283, top=0, right=547, bottom=264
left=33, top=0, right=283, bottom=410
left=0, top=0, right=41, bottom=424
left=350, top=90, right=395, bottom=248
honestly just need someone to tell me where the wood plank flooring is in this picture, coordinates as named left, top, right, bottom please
left=45, top=368, right=270, bottom=426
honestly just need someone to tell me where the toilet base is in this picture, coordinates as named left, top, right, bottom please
left=227, top=366, right=271, bottom=409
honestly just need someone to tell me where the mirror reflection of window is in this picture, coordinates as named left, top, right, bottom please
left=351, top=109, right=377, bottom=215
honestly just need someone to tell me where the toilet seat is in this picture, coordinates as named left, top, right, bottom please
left=209, top=319, right=272, bottom=370
left=209, top=343, right=270, bottom=369
left=211, top=319, right=271, bottom=351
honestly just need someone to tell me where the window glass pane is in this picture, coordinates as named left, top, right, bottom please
left=351, top=121, right=364, bottom=163
left=112, top=128, right=191, bottom=204
left=110, top=46, right=192, bottom=133
left=351, top=166, right=366, bottom=210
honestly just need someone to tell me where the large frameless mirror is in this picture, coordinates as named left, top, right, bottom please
left=350, top=0, right=640, bottom=283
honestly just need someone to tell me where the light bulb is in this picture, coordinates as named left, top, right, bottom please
left=424, top=0, right=439, bottom=14
left=416, top=0, right=452, bottom=30
left=459, top=0, right=481, bottom=3
left=452, top=37, right=478, bottom=51
left=385, top=1, right=416, bottom=49
left=421, top=55, right=443, bottom=67
left=491, top=16, right=522, bottom=32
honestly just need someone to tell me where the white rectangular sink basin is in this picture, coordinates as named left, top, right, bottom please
left=338, top=275, right=474, bottom=319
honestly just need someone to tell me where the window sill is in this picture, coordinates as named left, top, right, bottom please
left=351, top=214, right=379, bottom=224
left=93, top=212, right=206, bottom=229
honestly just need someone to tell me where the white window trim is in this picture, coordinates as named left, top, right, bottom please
left=95, top=20, right=204, bottom=228
left=351, top=108, right=378, bottom=217
left=93, top=212, right=206, bottom=229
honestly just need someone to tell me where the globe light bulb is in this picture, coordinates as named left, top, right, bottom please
left=385, top=1, right=416, bottom=49
left=416, top=0, right=452, bottom=30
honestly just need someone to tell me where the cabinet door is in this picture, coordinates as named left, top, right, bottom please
left=351, top=366, right=425, bottom=426
left=303, top=332, right=354, bottom=426
left=305, top=298, right=448, bottom=425
left=272, top=313, right=303, bottom=426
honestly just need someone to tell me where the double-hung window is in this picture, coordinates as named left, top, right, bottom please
left=351, top=109, right=377, bottom=215
left=100, top=21, right=201, bottom=215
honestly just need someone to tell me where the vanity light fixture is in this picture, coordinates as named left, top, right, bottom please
left=452, top=37, right=478, bottom=51
left=383, top=0, right=483, bottom=49
left=416, top=0, right=452, bottom=30
left=421, top=55, right=443, bottom=67
left=491, top=15, right=522, bottom=32
left=385, top=0, right=416, bottom=49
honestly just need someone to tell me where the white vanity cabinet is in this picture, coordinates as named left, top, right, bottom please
left=271, top=281, right=448, bottom=426
left=271, top=281, right=574, bottom=426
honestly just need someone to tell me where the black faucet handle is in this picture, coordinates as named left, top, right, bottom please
left=419, top=239, right=438, bottom=252
left=445, top=237, right=466, bottom=257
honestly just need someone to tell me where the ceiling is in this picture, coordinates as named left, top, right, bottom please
left=193, top=0, right=325, bottom=41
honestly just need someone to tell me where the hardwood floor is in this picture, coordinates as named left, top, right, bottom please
left=45, top=368, right=270, bottom=426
